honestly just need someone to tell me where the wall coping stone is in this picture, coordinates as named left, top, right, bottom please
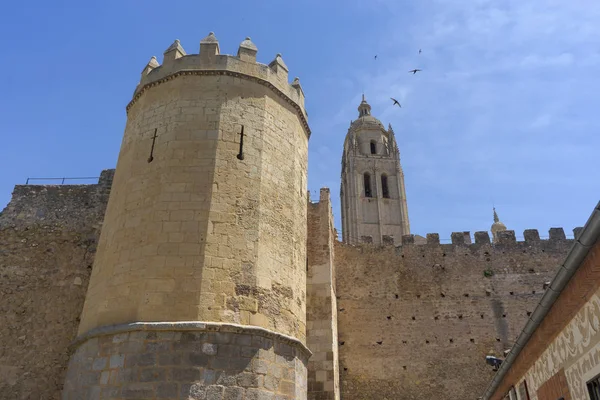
left=71, top=321, right=312, bottom=358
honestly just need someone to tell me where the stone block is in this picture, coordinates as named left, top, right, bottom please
left=158, top=352, right=182, bottom=366
left=450, top=232, right=465, bottom=245
left=474, top=231, right=490, bottom=244
left=549, top=227, right=566, bottom=240
left=140, top=367, right=166, bottom=382
left=91, top=357, right=107, bottom=371
left=246, top=388, right=275, bottom=400
left=426, top=233, right=440, bottom=245
left=157, top=382, right=178, bottom=399
left=109, top=354, right=125, bottom=368
left=171, top=367, right=201, bottom=381
left=189, top=352, right=210, bottom=366
left=401, top=235, right=414, bottom=245
left=497, top=230, right=516, bottom=245
left=524, top=229, right=540, bottom=242
left=126, top=352, right=156, bottom=367
left=207, top=385, right=225, bottom=399
left=238, top=372, right=260, bottom=388
left=121, top=383, right=155, bottom=398
left=100, top=371, right=110, bottom=385
left=224, top=386, right=245, bottom=400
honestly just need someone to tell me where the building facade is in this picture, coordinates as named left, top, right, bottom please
left=340, top=96, right=410, bottom=246
left=483, top=202, right=600, bottom=400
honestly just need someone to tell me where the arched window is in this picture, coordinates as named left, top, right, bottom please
left=364, top=173, right=372, bottom=197
left=381, top=174, right=390, bottom=198
left=370, top=140, right=377, bottom=154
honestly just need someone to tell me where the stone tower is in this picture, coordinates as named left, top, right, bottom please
left=340, top=96, right=410, bottom=246
left=63, top=33, right=311, bottom=399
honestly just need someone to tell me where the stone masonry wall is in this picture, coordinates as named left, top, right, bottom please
left=79, top=38, right=309, bottom=342
left=62, top=325, right=309, bottom=400
left=0, top=171, right=113, bottom=400
left=335, top=230, right=576, bottom=400
left=306, top=189, right=340, bottom=400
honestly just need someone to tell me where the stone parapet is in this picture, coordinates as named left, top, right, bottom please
left=63, top=322, right=309, bottom=400
left=130, top=33, right=309, bottom=138
left=353, top=228, right=582, bottom=249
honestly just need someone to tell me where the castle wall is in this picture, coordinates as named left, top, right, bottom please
left=334, top=231, right=576, bottom=400
left=0, top=171, right=113, bottom=400
left=307, top=189, right=341, bottom=400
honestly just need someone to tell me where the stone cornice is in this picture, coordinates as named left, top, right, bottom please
left=71, top=321, right=312, bottom=358
left=126, top=69, right=311, bottom=139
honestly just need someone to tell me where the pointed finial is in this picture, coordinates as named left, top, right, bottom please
left=200, top=31, right=220, bottom=60
left=201, top=32, right=218, bottom=42
left=164, top=39, right=186, bottom=62
left=358, top=93, right=371, bottom=117
left=269, top=53, right=288, bottom=75
left=141, top=56, right=160, bottom=76
left=238, top=37, right=258, bottom=61
left=493, top=207, right=499, bottom=223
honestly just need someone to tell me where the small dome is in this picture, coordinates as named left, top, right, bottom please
left=492, top=221, right=507, bottom=231
left=350, top=115, right=385, bottom=130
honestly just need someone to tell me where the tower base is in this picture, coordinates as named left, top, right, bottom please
left=62, top=322, right=309, bottom=400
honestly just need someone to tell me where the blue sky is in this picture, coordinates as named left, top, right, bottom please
left=0, top=0, right=597, bottom=240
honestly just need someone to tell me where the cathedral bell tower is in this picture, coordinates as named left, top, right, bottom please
left=340, top=95, right=410, bottom=245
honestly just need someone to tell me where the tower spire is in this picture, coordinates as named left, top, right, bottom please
left=491, top=207, right=507, bottom=243
left=358, top=94, right=371, bottom=117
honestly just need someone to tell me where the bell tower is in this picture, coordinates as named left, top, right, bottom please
left=340, top=95, right=410, bottom=245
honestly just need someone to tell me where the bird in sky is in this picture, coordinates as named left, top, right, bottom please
left=374, top=55, right=377, bottom=60
left=390, top=98, right=401, bottom=107
left=409, top=69, right=422, bottom=74
left=419, top=49, right=422, bottom=54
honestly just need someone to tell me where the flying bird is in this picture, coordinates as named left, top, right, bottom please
left=374, top=55, right=377, bottom=60
left=409, top=69, right=422, bottom=74
left=390, top=98, right=401, bottom=107
left=419, top=49, right=422, bottom=54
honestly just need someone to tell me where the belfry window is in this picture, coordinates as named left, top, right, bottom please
left=364, top=173, right=372, bottom=197
left=381, top=174, right=389, bottom=198
left=370, top=141, right=376, bottom=154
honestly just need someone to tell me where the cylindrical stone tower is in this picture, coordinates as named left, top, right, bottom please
left=63, top=33, right=311, bottom=399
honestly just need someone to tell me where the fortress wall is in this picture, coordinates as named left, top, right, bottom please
left=307, top=189, right=340, bottom=400
left=0, top=171, right=112, bottom=400
left=334, top=231, right=576, bottom=400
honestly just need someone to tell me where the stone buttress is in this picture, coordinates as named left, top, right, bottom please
left=62, top=33, right=311, bottom=399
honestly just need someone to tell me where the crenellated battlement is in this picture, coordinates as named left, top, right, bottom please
left=341, top=227, right=581, bottom=251
left=128, top=32, right=309, bottom=136
left=410, top=227, right=580, bottom=247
